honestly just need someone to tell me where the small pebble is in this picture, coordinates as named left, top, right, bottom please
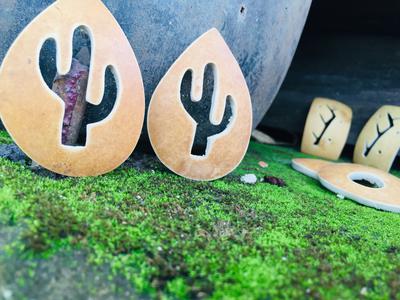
left=360, top=287, right=368, bottom=296
left=0, top=144, right=27, bottom=164
left=258, top=161, right=268, bottom=168
left=263, top=176, right=286, bottom=187
left=240, top=174, right=258, bottom=184
left=1, top=288, right=12, bottom=300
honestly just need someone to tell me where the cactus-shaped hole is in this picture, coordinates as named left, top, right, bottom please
left=180, top=63, right=233, bottom=156
left=39, top=26, right=117, bottom=147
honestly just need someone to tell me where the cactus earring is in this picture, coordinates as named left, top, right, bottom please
left=147, top=28, right=252, bottom=181
left=0, top=0, right=145, bottom=176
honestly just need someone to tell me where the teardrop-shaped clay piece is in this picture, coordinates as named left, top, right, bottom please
left=147, top=28, right=252, bottom=181
left=0, top=0, right=145, bottom=176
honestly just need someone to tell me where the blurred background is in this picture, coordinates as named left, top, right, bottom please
left=261, top=0, right=400, bottom=149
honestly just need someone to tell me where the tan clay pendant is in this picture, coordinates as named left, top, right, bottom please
left=301, top=98, right=352, bottom=160
left=147, top=29, right=252, bottom=181
left=319, top=163, right=400, bottom=213
left=0, top=0, right=145, bottom=176
left=292, top=158, right=332, bottom=179
left=353, top=105, right=400, bottom=172
left=292, top=158, right=400, bottom=213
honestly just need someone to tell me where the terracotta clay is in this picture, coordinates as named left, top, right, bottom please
left=301, top=98, right=352, bottom=160
left=292, top=158, right=400, bottom=213
left=291, top=158, right=332, bottom=179
left=318, top=163, right=400, bottom=213
left=0, top=0, right=145, bottom=176
left=353, top=105, right=400, bottom=172
left=147, top=28, right=252, bottom=181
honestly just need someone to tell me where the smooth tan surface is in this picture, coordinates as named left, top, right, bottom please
left=291, top=158, right=332, bottom=179
left=0, top=0, right=145, bottom=176
left=318, top=163, right=400, bottom=213
left=147, top=29, right=252, bottom=181
left=301, top=98, right=352, bottom=160
left=353, top=105, right=400, bottom=172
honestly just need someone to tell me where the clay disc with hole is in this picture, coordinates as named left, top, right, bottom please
left=301, top=98, right=352, bottom=160
left=0, top=0, right=145, bottom=176
left=353, top=105, right=400, bottom=172
left=147, top=28, right=252, bottom=181
left=318, top=163, right=400, bottom=213
left=292, top=158, right=333, bottom=179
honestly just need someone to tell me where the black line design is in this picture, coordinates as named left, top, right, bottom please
left=180, top=64, right=233, bottom=156
left=364, top=113, right=399, bottom=156
left=313, top=105, right=336, bottom=145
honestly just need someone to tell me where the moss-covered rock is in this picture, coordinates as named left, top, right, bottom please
left=0, top=130, right=399, bottom=299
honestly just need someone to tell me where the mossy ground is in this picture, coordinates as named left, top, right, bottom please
left=0, top=130, right=399, bottom=299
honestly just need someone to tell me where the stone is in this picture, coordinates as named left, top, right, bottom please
left=258, top=161, right=268, bottom=168
left=263, top=176, right=286, bottom=187
left=0, top=144, right=27, bottom=164
left=51, top=58, right=89, bottom=146
left=240, top=174, right=258, bottom=184
left=0, top=0, right=145, bottom=177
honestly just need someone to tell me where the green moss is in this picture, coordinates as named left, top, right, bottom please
left=0, top=130, right=399, bottom=299
left=0, top=130, right=13, bottom=144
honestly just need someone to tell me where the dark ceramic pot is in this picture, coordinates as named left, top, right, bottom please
left=0, top=0, right=311, bottom=146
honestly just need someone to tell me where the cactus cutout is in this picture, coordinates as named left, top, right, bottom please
left=180, top=63, right=233, bottom=156
left=40, top=26, right=117, bottom=146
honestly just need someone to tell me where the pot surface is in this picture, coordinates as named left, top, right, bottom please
left=0, top=0, right=311, bottom=146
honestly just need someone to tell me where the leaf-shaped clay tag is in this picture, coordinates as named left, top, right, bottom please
left=353, top=105, right=400, bottom=172
left=0, top=0, right=145, bottom=176
left=147, top=29, right=252, bottom=181
left=301, top=98, right=352, bottom=160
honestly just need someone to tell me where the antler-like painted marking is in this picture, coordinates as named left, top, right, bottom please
left=364, top=113, right=399, bottom=156
left=180, top=64, right=233, bottom=156
left=313, top=105, right=336, bottom=145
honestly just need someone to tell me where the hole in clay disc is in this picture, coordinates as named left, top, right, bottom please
left=349, top=172, right=384, bottom=189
